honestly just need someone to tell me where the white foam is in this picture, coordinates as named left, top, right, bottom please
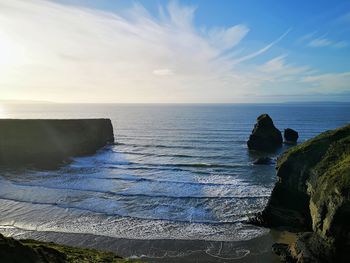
left=0, top=199, right=268, bottom=241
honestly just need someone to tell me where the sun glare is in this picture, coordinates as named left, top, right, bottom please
left=0, top=30, right=21, bottom=67
left=0, top=105, right=7, bottom=119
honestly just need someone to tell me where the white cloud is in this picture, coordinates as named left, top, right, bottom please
left=207, top=25, right=249, bottom=51
left=232, top=28, right=292, bottom=65
left=153, top=69, right=174, bottom=76
left=333, top=41, right=348, bottom=48
left=0, top=0, right=345, bottom=103
left=0, top=0, right=259, bottom=102
left=305, top=35, right=348, bottom=49
left=308, top=38, right=333, bottom=47
left=258, top=55, right=310, bottom=77
left=302, top=72, right=350, bottom=92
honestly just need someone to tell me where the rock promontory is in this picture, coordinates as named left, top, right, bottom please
left=253, top=123, right=350, bottom=262
left=0, top=119, right=114, bottom=168
left=247, top=114, right=283, bottom=152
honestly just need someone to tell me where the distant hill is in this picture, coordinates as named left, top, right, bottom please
left=0, top=100, right=56, bottom=104
left=283, top=101, right=350, bottom=105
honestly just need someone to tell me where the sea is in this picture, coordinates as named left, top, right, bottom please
left=0, top=103, right=349, bottom=262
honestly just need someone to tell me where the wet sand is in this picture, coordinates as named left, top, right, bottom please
left=0, top=227, right=296, bottom=263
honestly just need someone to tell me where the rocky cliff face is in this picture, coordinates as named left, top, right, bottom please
left=253, top=124, right=350, bottom=262
left=0, top=119, right=126, bottom=262
left=0, top=119, right=114, bottom=168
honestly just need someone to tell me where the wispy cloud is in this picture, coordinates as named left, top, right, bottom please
left=308, top=37, right=333, bottom=47
left=299, top=31, right=349, bottom=49
left=307, top=37, right=348, bottom=48
left=232, top=28, right=292, bottom=65
left=207, top=25, right=249, bottom=51
left=335, top=12, right=350, bottom=24
left=258, top=55, right=310, bottom=77
left=333, top=41, right=349, bottom=48
left=0, top=0, right=346, bottom=102
left=302, top=72, right=350, bottom=92
left=152, top=69, right=174, bottom=76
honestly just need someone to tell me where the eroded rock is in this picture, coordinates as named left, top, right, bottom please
left=247, top=114, right=283, bottom=152
left=284, top=128, right=299, bottom=144
left=253, top=157, right=274, bottom=165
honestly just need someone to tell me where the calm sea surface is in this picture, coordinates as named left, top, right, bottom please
left=0, top=103, right=349, bottom=262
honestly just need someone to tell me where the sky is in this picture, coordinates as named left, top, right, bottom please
left=0, top=0, right=349, bottom=103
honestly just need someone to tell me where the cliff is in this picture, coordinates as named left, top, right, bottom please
left=0, top=233, right=132, bottom=263
left=0, top=119, right=128, bottom=262
left=253, top=124, right=350, bottom=262
left=0, top=119, right=114, bottom=168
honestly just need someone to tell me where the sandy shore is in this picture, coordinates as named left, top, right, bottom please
left=0, top=226, right=296, bottom=263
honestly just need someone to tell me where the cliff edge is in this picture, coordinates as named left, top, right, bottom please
left=253, top=124, right=350, bottom=262
left=0, top=119, right=127, bottom=262
left=0, top=233, right=132, bottom=263
left=0, top=119, right=114, bottom=168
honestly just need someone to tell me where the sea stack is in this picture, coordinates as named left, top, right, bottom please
left=253, top=124, right=350, bottom=262
left=284, top=128, right=299, bottom=144
left=247, top=114, right=283, bottom=152
left=0, top=119, right=114, bottom=168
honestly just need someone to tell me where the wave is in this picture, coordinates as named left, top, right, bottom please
left=103, top=177, right=244, bottom=187
left=113, top=150, right=234, bottom=160
left=160, top=163, right=246, bottom=169
left=55, top=175, right=248, bottom=187
left=105, top=164, right=245, bottom=176
left=105, top=160, right=248, bottom=169
left=116, top=142, right=235, bottom=151
left=8, top=182, right=270, bottom=200
left=116, top=137, right=239, bottom=144
left=0, top=196, right=253, bottom=225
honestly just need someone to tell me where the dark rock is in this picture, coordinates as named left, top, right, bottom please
left=288, top=232, right=335, bottom=263
left=252, top=124, right=350, bottom=262
left=0, top=119, right=114, bottom=168
left=284, top=128, right=299, bottom=144
left=272, top=243, right=295, bottom=263
left=253, top=157, right=274, bottom=165
left=247, top=114, right=283, bottom=152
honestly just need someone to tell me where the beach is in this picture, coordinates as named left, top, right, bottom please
left=0, top=103, right=349, bottom=262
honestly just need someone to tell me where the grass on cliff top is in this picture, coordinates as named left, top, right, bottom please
left=277, top=124, right=350, bottom=167
left=312, top=135, right=350, bottom=201
left=21, top=239, right=140, bottom=263
left=20, top=239, right=140, bottom=263
left=1, top=233, right=143, bottom=263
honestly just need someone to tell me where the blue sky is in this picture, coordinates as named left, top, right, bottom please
left=57, top=0, right=350, bottom=72
left=0, top=0, right=349, bottom=102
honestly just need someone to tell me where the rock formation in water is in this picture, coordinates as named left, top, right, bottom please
left=0, top=233, right=127, bottom=263
left=253, top=157, right=274, bottom=165
left=0, top=119, right=114, bottom=168
left=284, top=128, right=299, bottom=144
left=252, top=124, right=350, bottom=262
left=247, top=114, right=283, bottom=152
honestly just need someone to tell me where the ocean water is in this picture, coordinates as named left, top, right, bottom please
left=0, top=103, right=349, bottom=262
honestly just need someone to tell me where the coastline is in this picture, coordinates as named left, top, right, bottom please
left=0, top=226, right=296, bottom=262
left=0, top=108, right=349, bottom=262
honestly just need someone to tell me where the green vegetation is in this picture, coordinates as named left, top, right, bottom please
left=260, top=123, right=350, bottom=262
left=0, top=234, right=140, bottom=263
